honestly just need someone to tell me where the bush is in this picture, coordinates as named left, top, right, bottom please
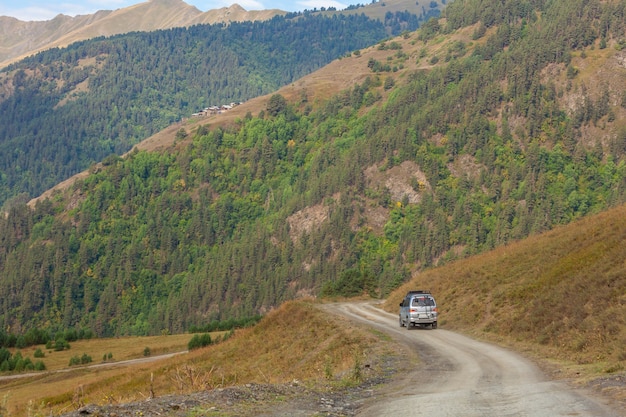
left=175, top=128, right=188, bottom=140
left=384, top=77, right=395, bottom=90
left=34, top=348, right=45, bottom=358
left=266, top=94, right=287, bottom=116
left=69, top=354, right=92, bottom=366
left=188, top=333, right=212, bottom=351
left=0, top=347, right=10, bottom=363
left=54, top=338, right=70, bottom=351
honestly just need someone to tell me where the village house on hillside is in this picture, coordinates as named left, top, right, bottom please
left=192, top=102, right=241, bottom=117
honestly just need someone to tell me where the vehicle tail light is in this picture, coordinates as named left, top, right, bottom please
left=433, top=307, right=438, bottom=312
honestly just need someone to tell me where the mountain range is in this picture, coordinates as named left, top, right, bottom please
left=0, top=0, right=284, bottom=68
left=0, top=0, right=441, bottom=208
left=0, top=0, right=442, bottom=69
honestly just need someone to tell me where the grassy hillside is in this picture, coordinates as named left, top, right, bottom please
left=0, top=300, right=395, bottom=417
left=384, top=202, right=626, bottom=377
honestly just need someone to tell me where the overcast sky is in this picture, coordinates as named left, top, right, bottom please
left=0, top=0, right=351, bottom=21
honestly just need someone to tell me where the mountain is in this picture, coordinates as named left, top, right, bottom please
left=0, top=1, right=438, bottom=209
left=0, top=0, right=444, bottom=69
left=1, top=0, right=625, bottom=339
left=0, top=0, right=285, bottom=69
left=1, top=12, right=422, bottom=208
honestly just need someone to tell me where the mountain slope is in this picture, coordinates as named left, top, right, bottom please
left=0, top=0, right=443, bottom=69
left=0, top=0, right=284, bottom=68
left=1, top=0, right=626, bottom=340
left=0, top=12, right=404, bottom=208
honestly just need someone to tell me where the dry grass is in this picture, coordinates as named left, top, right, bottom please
left=383, top=203, right=626, bottom=381
left=0, top=334, right=190, bottom=415
left=0, top=300, right=391, bottom=417
left=16, top=334, right=191, bottom=372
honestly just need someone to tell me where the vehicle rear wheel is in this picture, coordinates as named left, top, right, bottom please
left=399, top=317, right=404, bottom=327
left=432, top=321, right=438, bottom=329
left=406, top=321, right=411, bottom=330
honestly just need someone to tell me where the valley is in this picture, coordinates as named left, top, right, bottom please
left=1, top=0, right=626, bottom=415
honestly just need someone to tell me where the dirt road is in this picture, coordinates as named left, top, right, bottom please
left=325, top=301, right=624, bottom=417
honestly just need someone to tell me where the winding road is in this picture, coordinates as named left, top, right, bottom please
left=325, top=301, right=623, bottom=417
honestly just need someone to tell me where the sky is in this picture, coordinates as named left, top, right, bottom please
left=0, top=0, right=351, bottom=21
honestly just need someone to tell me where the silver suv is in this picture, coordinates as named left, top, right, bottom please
left=399, top=290, right=438, bottom=329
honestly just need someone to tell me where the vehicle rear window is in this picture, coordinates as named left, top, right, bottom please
left=412, top=297, right=435, bottom=307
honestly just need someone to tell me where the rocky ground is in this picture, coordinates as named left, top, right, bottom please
left=61, top=356, right=400, bottom=417
left=586, top=373, right=626, bottom=411
left=63, top=379, right=385, bottom=417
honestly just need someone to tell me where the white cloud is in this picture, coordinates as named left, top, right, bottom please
left=2, top=6, right=58, bottom=21
left=1, top=1, right=107, bottom=21
left=1, top=1, right=135, bottom=21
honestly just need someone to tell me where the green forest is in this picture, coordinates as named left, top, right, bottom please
left=0, top=11, right=426, bottom=208
left=1, top=0, right=626, bottom=339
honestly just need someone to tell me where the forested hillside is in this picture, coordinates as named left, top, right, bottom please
left=0, top=11, right=423, bottom=208
left=1, top=0, right=625, bottom=340
left=0, top=0, right=443, bottom=69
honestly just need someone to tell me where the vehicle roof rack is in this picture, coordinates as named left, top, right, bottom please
left=406, top=290, right=431, bottom=295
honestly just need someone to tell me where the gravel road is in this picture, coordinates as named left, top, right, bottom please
left=324, top=301, right=624, bottom=417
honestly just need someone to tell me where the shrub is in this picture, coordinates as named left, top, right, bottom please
left=175, top=128, right=188, bottom=140
left=188, top=333, right=212, bottom=351
left=384, top=77, right=395, bottom=90
left=267, top=94, right=288, bottom=117
left=69, top=353, right=92, bottom=366
left=0, top=347, right=10, bottom=363
left=54, top=338, right=69, bottom=351
left=34, top=348, right=45, bottom=358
